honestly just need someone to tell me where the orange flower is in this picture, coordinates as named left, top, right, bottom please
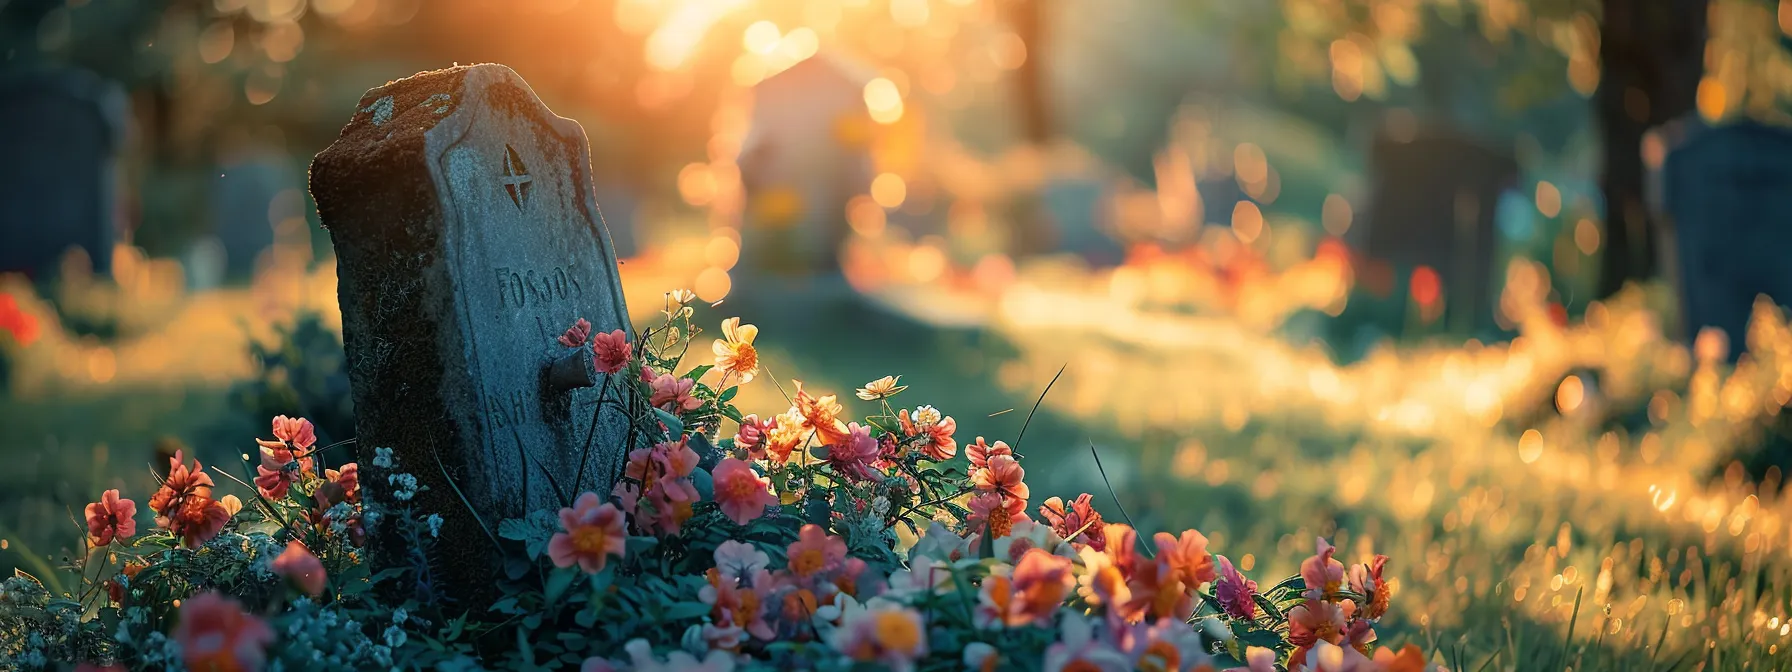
left=899, top=407, right=957, bottom=460
left=785, top=524, right=846, bottom=579
left=148, top=451, right=229, bottom=549
left=793, top=380, right=852, bottom=447
left=765, top=407, right=809, bottom=464
left=831, top=604, right=928, bottom=671
left=548, top=492, right=627, bottom=573
left=967, top=492, right=1027, bottom=539
left=713, top=457, right=778, bottom=525
left=1154, top=529, right=1216, bottom=587
left=592, top=329, right=632, bottom=374
left=966, top=437, right=1012, bottom=473
left=85, top=489, right=137, bottom=546
left=175, top=592, right=274, bottom=672
left=1372, top=644, right=1429, bottom=672
left=1287, top=598, right=1350, bottom=663
left=712, top=317, right=760, bottom=384
left=1349, top=554, right=1391, bottom=620
left=978, top=549, right=1073, bottom=628
left=1121, top=553, right=1192, bottom=623
left=1038, top=493, right=1106, bottom=551
left=971, top=454, right=1029, bottom=502
left=272, top=541, right=326, bottom=596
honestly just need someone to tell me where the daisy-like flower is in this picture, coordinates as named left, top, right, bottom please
left=898, top=407, right=957, bottom=460
left=649, top=373, right=701, bottom=413
left=1075, top=545, right=1132, bottom=614
left=764, top=408, right=808, bottom=464
left=84, top=489, right=136, bottom=546
left=712, top=458, right=778, bottom=525
left=967, top=491, right=1028, bottom=539
left=713, top=540, right=770, bottom=582
left=971, top=454, right=1029, bottom=502
left=909, top=521, right=975, bottom=563
left=272, top=541, right=326, bottom=596
left=712, top=317, right=759, bottom=384
left=1214, top=554, right=1258, bottom=620
left=1042, top=613, right=1131, bottom=672
left=175, top=592, right=275, bottom=672
left=831, top=603, right=928, bottom=672
left=1348, top=554, right=1391, bottom=620
left=1300, top=536, right=1346, bottom=601
left=592, top=329, right=632, bottom=374
left=1122, top=617, right=1210, bottom=672
left=785, top=524, right=847, bottom=579
left=701, top=566, right=773, bottom=643
left=978, top=549, right=1074, bottom=628
left=1038, top=493, right=1106, bottom=551
left=793, top=379, right=852, bottom=447
left=855, top=375, right=907, bottom=400
left=548, top=492, right=628, bottom=573
left=668, top=289, right=697, bottom=306
left=558, top=318, right=592, bottom=347
left=148, top=451, right=229, bottom=549
left=823, top=422, right=881, bottom=482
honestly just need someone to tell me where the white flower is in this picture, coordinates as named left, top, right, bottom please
left=425, top=514, right=444, bottom=538
left=910, top=521, right=973, bottom=563
left=372, top=447, right=395, bottom=468
left=963, top=642, right=998, bottom=671
left=392, top=607, right=408, bottom=625
left=912, top=405, right=942, bottom=428
left=382, top=624, right=407, bottom=648
left=812, top=592, right=862, bottom=639
left=388, top=474, right=419, bottom=501
left=712, top=540, right=769, bottom=583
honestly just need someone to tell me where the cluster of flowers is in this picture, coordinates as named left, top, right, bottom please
left=6, top=289, right=1436, bottom=672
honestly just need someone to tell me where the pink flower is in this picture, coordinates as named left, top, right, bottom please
left=966, top=437, right=1012, bottom=472
left=967, top=491, right=1029, bottom=539
left=1121, top=617, right=1210, bottom=672
left=732, top=414, right=775, bottom=461
left=785, top=524, right=847, bottom=579
left=971, top=454, right=1029, bottom=502
left=175, top=592, right=275, bottom=672
left=824, top=422, right=881, bottom=482
left=1244, top=646, right=1279, bottom=672
left=148, top=451, right=230, bottom=549
left=253, top=416, right=317, bottom=500
left=701, top=567, right=774, bottom=643
left=593, top=329, right=632, bottom=374
left=84, top=489, right=136, bottom=546
left=831, top=604, right=928, bottom=671
left=559, top=318, right=592, bottom=347
left=650, top=373, right=701, bottom=412
left=549, top=492, right=628, bottom=573
left=324, top=463, right=360, bottom=504
left=1288, top=599, right=1351, bottom=664
left=1042, top=614, right=1130, bottom=672
left=1349, top=554, right=1391, bottom=620
left=713, top=458, right=778, bottom=525
left=272, top=541, right=326, bottom=596
left=1038, top=493, right=1106, bottom=551
left=266, top=415, right=316, bottom=451
left=1300, top=537, right=1345, bottom=600
left=1214, top=554, right=1258, bottom=620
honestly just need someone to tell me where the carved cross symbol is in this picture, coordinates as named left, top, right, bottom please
left=500, top=144, right=533, bottom=209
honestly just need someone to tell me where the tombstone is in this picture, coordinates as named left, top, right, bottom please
left=0, top=67, right=128, bottom=280
left=735, top=54, right=875, bottom=290
left=1660, top=120, right=1792, bottom=357
left=310, top=64, right=633, bottom=597
left=1356, top=126, right=1517, bottom=334
left=211, top=153, right=300, bottom=279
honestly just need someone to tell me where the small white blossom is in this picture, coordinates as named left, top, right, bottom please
left=383, top=624, right=408, bottom=649
left=372, top=447, right=395, bottom=468
left=388, top=473, right=419, bottom=501
left=425, top=514, right=444, bottom=538
left=392, top=607, right=408, bottom=625
left=913, top=405, right=942, bottom=428
left=870, top=496, right=891, bottom=518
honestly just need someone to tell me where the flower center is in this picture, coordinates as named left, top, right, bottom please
left=1140, top=640, right=1181, bottom=672
left=790, top=548, right=825, bottom=577
left=988, top=502, right=1013, bottom=539
left=872, top=611, right=920, bottom=652
left=570, top=525, right=611, bottom=556
left=1063, top=661, right=1105, bottom=672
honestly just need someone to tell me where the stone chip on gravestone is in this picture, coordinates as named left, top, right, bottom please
left=310, top=64, right=633, bottom=597
left=0, top=67, right=127, bottom=280
left=1661, top=120, right=1792, bottom=357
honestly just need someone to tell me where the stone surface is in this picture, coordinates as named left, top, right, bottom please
left=1357, top=126, right=1516, bottom=334
left=310, top=64, right=633, bottom=597
left=735, top=54, right=874, bottom=289
left=1661, top=120, right=1792, bottom=353
left=0, top=67, right=127, bottom=279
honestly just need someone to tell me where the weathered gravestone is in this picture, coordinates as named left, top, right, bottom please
left=310, top=64, right=633, bottom=595
left=1661, top=120, right=1792, bottom=356
left=1357, top=126, right=1517, bottom=334
left=0, top=67, right=128, bottom=279
left=735, top=54, right=874, bottom=290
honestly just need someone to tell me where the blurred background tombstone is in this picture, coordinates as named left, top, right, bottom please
left=735, top=53, right=875, bottom=293
left=0, top=66, right=128, bottom=280
left=1660, top=120, right=1792, bottom=357
left=209, top=152, right=301, bottom=282
left=1355, top=123, right=1518, bottom=336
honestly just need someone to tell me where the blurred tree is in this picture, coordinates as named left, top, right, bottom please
left=1594, top=0, right=1707, bottom=300
left=1006, top=0, right=1051, bottom=143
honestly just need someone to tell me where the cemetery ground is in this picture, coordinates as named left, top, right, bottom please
left=2, top=248, right=1790, bottom=668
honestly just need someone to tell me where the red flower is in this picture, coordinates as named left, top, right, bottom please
left=84, top=489, right=137, bottom=546
left=593, top=329, right=632, bottom=374
left=148, top=451, right=229, bottom=549
left=713, top=458, right=777, bottom=525
left=559, top=317, right=592, bottom=347
left=263, top=415, right=316, bottom=451
left=0, top=293, right=40, bottom=347
left=272, top=541, right=327, bottom=596
left=254, top=416, right=317, bottom=500
left=175, top=592, right=275, bottom=672
left=325, top=463, right=359, bottom=504
left=1037, top=494, right=1105, bottom=551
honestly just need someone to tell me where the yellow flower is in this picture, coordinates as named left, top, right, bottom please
left=855, top=375, right=907, bottom=401
left=713, top=317, right=760, bottom=384
left=668, top=289, right=697, bottom=306
left=219, top=495, right=243, bottom=517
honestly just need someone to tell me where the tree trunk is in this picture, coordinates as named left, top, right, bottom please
left=1594, top=0, right=1707, bottom=299
left=1007, top=0, right=1051, bottom=143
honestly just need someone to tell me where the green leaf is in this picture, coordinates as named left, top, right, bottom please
left=1235, top=624, right=1285, bottom=649
left=684, top=364, right=714, bottom=382
left=692, top=468, right=715, bottom=501
left=719, top=386, right=738, bottom=403
left=544, top=567, right=579, bottom=604
left=653, top=408, right=685, bottom=438
left=626, top=536, right=659, bottom=556
left=661, top=601, right=712, bottom=621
